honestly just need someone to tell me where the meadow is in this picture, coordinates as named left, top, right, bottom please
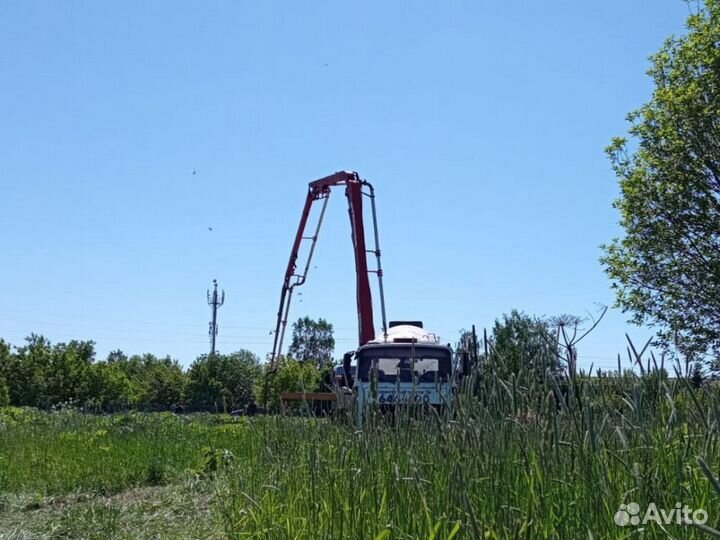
left=1, top=361, right=720, bottom=539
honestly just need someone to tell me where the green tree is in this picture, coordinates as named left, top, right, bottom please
left=601, top=0, right=720, bottom=362
left=142, top=355, right=186, bottom=409
left=0, top=340, right=11, bottom=406
left=113, top=353, right=150, bottom=405
left=0, top=336, right=187, bottom=411
left=106, top=349, right=128, bottom=363
left=112, top=353, right=187, bottom=409
left=44, top=340, right=95, bottom=407
left=287, top=316, right=335, bottom=367
left=690, top=362, right=705, bottom=389
left=186, top=350, right=261, bottom=412
left=488, top=310, right=559, bottom=378
left=259, top=356, right=322, bottom=412
left=0, top=378, right=9, bottom=408
left=7, top=334, right=53, bottom=407
left=2, top=336, right=97, bottom=408
left=87, top=361, right=134, bottom=410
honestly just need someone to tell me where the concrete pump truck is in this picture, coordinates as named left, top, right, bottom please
left=268, top=171, right=454, bottom=423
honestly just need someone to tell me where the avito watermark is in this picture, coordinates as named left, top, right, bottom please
left=614, top=502, right=708, bottom=527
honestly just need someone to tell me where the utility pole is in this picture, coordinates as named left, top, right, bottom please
left=207, top=279, right=225, bottom=356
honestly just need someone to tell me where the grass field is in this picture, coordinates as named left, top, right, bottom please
left=1, top=366, right=720, bottom=539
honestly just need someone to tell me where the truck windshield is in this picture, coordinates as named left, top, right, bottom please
left=357, top=346, right=451, bottom=383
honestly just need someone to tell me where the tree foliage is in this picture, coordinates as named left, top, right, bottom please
left=0, top=335, right=264, bottom=412
left=121, top=354, right=187, bottom=409
left=186, top=351, right=262, bottom=412
left=258, top=356, right=322, bottom=412
left=488, top=310, right=560, bottom=378
left=0, top=332, right=335, bottom=413
left=601, top=0, right=720, bottom=361
left=287, top=316, right=335, bottom=367
left=87, top=361, right=134, bottom=410
left=0, top=337, right=192, bottom=410
left=0, top=340, right=11, bottom=407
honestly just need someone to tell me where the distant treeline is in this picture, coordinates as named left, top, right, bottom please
left=0, top=335, right=324, bottom=413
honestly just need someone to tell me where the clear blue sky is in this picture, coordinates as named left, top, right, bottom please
left=0, top=1, right=692, bottom=371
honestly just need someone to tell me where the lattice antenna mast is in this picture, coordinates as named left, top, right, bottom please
left=207, top=279, right=225, bottom=356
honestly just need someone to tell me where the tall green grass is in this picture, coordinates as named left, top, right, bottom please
left=1, top=355, right=720, bottom=538
left=0, top=409, right=255, bottom=495
left=213, top=364, right=720, bottom=539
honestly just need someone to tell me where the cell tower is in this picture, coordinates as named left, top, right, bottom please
left=207, top=279, right=225, bottom=355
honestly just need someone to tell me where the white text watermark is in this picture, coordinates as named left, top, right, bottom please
left=614, top=502, right=707, bottom=527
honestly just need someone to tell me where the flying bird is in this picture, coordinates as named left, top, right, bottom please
left=208, top=226, right=213, bottom=231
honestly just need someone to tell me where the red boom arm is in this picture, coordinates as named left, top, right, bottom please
left=269, top=171, right=387, bottom=365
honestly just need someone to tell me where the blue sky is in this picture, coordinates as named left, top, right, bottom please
left=0, top=1, right=691, bottom=371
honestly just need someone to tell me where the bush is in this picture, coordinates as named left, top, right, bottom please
left=259, top=357, right=322, bottom=412
left=186, top=351, right=261, bottom=412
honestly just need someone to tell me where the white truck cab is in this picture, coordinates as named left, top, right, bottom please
left=349, top=322, right=454, bottom=425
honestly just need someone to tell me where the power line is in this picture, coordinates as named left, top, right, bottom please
left=0, top=315, right=360, bottom=331
left=0, top=321, right=358, bottom=342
